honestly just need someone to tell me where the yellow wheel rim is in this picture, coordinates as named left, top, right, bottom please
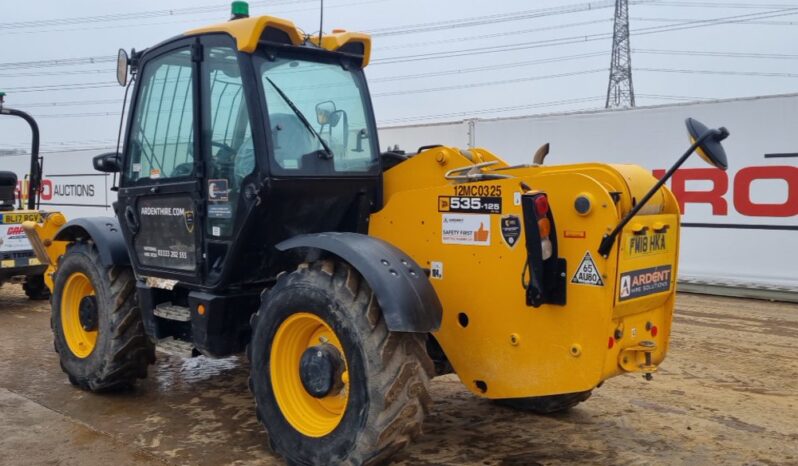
left=270, top=312, right=349, bottom=437
left=61, top=272, right=98, bottom=358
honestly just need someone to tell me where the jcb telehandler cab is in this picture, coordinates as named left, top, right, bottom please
left=25, top=3, right=729, bottom=464
left=0, top=92, right=51, bottom=300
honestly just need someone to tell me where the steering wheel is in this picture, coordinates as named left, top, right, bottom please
left=211, top=140, right=236, bottom=158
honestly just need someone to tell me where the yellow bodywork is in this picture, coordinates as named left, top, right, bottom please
left=22, top=211, right=67, bottom=292
left=369, top=147, right=680, bottom=399
left=185, top=16, right=371, bottom=67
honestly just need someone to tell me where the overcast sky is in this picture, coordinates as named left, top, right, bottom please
left=1, top=0, right=796, bottom=154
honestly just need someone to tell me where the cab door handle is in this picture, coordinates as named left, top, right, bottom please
left=124, top=205, right=140, bottom=234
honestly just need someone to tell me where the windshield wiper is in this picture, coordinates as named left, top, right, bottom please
left=265, top=77, right=334, bottom=159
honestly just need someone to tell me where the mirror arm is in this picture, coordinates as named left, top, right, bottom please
left=597, top=130, right=716, bottom=258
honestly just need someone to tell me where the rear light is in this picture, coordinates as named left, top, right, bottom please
left=608, top=336, right=615, bottom=349
left=537, top=217, right=551, bottom=238
left=535, top=195, right=549, bottom=217
left=541, top=238, right=552, bottom=260
left=521, top=191, right=565, bottom=307
left=650, top=325, right=658, bottom=337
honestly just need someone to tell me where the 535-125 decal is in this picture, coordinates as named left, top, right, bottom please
left=438, top=196, right=502, bottom=214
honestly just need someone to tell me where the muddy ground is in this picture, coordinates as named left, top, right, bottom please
left=1, top=284, right=796, bottom=466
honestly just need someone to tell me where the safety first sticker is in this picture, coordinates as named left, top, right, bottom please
left=441, top=214, right=490, bottom=246
left=571, top=251, right=604, bottom=286
left=619, top=265, right=672, bottom=301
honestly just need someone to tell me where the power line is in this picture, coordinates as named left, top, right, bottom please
left=0, top=0, right=314, bottom=30
left=638, top=67, right=798, bottom=78
left=4, top=5, right=795, bottom=72
left=373, top=69, right=605, bottom=98
left=12, top=64, right=795, bottom=115
left=637, top=93, right=714, bottom=101
left=34, top=112, right=119, bottom=119
left=0, top=56, right=115, bottom=70
left=377, top=19, right=613, bottom=51
left=372, top=8, right=798, bottom=65
left=3, top=82, right=118, bottom=93
left=639, top=1, right=798, bottom=9
left=370, top=52, right=607, bottom=82
left=370, top=1, right=617, bottom=36
left=635, top=49, right=798, bottom=59
left=5, top=99, right=121, bottom=108
left=0, top=69, right=112, bottom=78
left=379, top=96, right=606, bottom=125
left=0, top=0, right=387, bottom=36
left=632, top=15, right=798, bottom=25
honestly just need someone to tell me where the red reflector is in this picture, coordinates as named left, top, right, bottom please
left=534, top=195, right=549, bottom=217
left=650, top=326, right=658, bottom=337
left=608, top=336, right=615, bottom=349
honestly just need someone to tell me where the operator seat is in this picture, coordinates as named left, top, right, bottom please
left=0, top=171, right=18, bottom=211
left=269, top=113, right=315, bottom=169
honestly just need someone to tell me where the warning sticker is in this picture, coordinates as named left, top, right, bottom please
left=441, top=214, right=490, bottom=246
left=208, top=179, right=230, bottom=203
left=619, top=265, right=672, bottom=301
left=571, top=251, right=604, bottom=286
left=430, top=261, right=443, bottom=279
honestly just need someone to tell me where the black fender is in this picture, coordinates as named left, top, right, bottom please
left=276, top=232, right=442, bottom=333
left=54, top=217, right=130, bottom=267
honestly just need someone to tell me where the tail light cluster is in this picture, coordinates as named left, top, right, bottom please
left=521, top=192, right=566, bottom=307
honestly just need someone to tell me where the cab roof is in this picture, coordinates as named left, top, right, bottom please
left=184, top=15, right=372, bottom=67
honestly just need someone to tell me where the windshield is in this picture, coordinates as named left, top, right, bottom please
left=258, top=55, right=378, bottom=174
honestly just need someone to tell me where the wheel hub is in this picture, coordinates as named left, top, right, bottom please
left=78, top=295, right=99, bottom=332
left=299, top=343, right=345, bottom=398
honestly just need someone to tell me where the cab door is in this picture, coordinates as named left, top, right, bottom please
left=117, top=39, right=203, bottom=282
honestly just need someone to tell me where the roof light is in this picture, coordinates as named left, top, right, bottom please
left=231, top=1, right=249, bottom=20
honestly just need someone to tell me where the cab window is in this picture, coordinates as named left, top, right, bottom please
left=125, top=48, right=194, bottom=183
left=204, top=46, right=254, bottom=238
left=257, top=55, right=378, bottom=175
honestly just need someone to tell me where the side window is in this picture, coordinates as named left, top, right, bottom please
left=205, top=46, right=254, bottom=238
left=125, top=48, right=194, bottom=183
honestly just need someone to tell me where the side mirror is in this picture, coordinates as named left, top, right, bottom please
left=117, top=48, right=129, bottom=87
left=597, top=118, right=730, bottom=257
left=685, top=117, right=729, bottom=171
left=316, top=100, right=339, bottom=127
left=94, top=152, right=122, bottom=173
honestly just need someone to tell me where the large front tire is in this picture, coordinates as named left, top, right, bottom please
left=249, top=260, right=434, bottom=465
left=51, top=242, right=154, bottom=391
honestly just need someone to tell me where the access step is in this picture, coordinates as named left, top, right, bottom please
left=156, top=337, right=195, bottom=358
left=153, top=302, right=191, bottom=322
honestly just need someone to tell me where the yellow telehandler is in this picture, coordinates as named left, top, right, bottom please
left=25, top=3, right=729, bottom=464
left=0, top=92, right=52, bottom=300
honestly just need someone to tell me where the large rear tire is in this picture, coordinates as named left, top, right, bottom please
left=51, top=242, right=155, bottom=391
left=495, top=390, right=592, bottom=414
left=249, top=260, right=434, bottom=465
left=23, top=274, right=50, bottom=300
